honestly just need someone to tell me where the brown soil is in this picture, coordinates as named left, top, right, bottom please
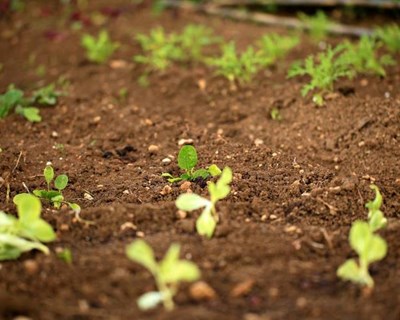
left=0, top=1, right=399, bottom=320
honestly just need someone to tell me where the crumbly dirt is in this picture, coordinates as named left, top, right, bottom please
left=0, top=1, right=399, bottom=320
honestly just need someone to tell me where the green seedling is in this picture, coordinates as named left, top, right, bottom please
left=176, top=167, right=232, bottom=238
left=33, top=162, right=80, bottom=213
left=337, top=221, right=387, bottom=288
left=0, top=193, right=56, bottom=260
left=207, top=42, right=263, bottom=84
left=162, top=145, right=221, bottom=183
left=126, top=239, right=200, bottom=311
left=81, top=30, right=119, bottom=63
left=298, top=10, right=331, bottom=41
left=375, top=24, right=400, bottom=53
left=134, top=27, right=183, bottom=72
left=366, top=185, right=387, bottom=232
left=270, top=107, right=282, bottom=121
left=57, top=248, right=73, bottom=264
left=256, top=33, right=299, bottom=67
left=32, top=83, right=61, bottom=106
left=288, top=44, right=354, bottom=106
left=342, top=36, right=395, bottom=77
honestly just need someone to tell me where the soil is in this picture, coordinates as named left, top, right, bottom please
left=0, top=1, right=399, bottom=320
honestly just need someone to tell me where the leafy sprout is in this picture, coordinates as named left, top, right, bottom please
left=32, top=83, right=62, bottom=106
left=126, top=240, right=200, bottom=311
left=366, top=185, right=387, bottom=232
left=287, top=44, right=354, bottom=106
left=0, top=193, right=56, bottom=260
left=176, top=167, right=232, bottom=238
left=256, top=33, right=299, bottom=67
left=298, top=10, right=332, bottom=41
left=81, top=30, right=119, bottom=63
left=374, top=24, right=400, bottom=53
left=162, top=145, right=221, bottom=183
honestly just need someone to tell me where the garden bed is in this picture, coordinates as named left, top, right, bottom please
left=0, top=1, right=399, bottom=319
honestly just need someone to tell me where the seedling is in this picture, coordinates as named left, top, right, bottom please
left=342, top=36, right=395, bottom=77
left=270, top=107, right=282, bottom=121
left=126, top=239, right=200, bottom=311
left=32, top=83, right=61, bottom=106
left=337, top=221, right=387, bottom=288
left=288, top=44, right=354, bottom=106
left=162, top=145, right=221, bottom=183
left=366, top=185, right=387, bottom=232
left=176, top=166, right=232, bottom=238
left=33, top=162, right=81, bottom=213
left=256, top=33, right=299, bottom=67
left=0, top=193, right=56, bottom=260
left=375, top=24, right=400, bottom=53
left=298, top=10, right=331, bottom=41
left=81, top=30, right=119, bottom=63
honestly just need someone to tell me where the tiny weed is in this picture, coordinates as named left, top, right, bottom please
left=257, top=33, right=299, bottom=67
left=375, top=24, right=400, bottom=53
left=33, top=162, right=81, bottom=213
left=342, top=36, right=395, bottom=77
left=81, top=30, right=119, bottom=63
left=337, top=185, right=388, bottom=288
left=298, top=10, right=331, bottom=41
left=0, top=193, right=56, bottom=260
left=32, top=83, right=62, bottom=106
left=162, top=145, right=221, bottom=183
left=207, top=42, right=263, bottom=84
left=288, top=45, right=354, bottom=106
left=270, top=107, right=282, bottom=121
left=126, top=239, right=200, bottom=311
left=176, top=167, right=232, bottom=238
left=57, top=248, right=73, bottom=264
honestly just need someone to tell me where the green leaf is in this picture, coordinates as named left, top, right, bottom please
left=337, top=259, right=363, bottom=282
left=173, top=261, right=201, bottom=282
left=178, top=145, right=197, bottom=171
left=126, top=240, right=158, bottom=274
left=14, top=193, right=41, bottom=222
left=137, top=291, right=163, bottom=311
left=349, top=221, right=371, bottom=257
left=22, top=219, right=56, bottom=243
left=33, top=189, right=61, bottom=200
left=369, top=210, right=387, bottom=233
left=44, top=165, right=54, bottom=187
left=364, top=235, right=387, bottom=264
left=176, top=193, right=210, bottom=211
left=192, top=169, right=209, bottom=179
left=0, top=233, right=49, bottom=259
left=196, top=207, right=216, bottom=238
left=366, top=184, right=383, bottom=216
left=208, top=164, right=222, bottom=177
left=17, top=107, right=42, bottom=122
left=68, top=203, right=81, bottom=213
left=54, top=174, right=68, bottom=190
left=209, top=166, right=232, bottom=203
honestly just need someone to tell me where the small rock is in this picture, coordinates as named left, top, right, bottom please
left=178, top=138, right=194, bottom=146
left=197, top=79, right=207, bottom=91
left=358, top=141, right=365, bottom=147
left=78, top=300, right=90, bottom=312
left=230, top=279, right=255, bottom=297
left=176, top=210, right=187, bottom=219
left=51, top=131, right=58, bottom=138
left=148, top=145, right=159, bottom=153
left=180, top=181, right=192, bottom=192
left=23, top=260, right=39, bottom=275
left=136, top=231, right=145, bottom=237
left=160, top=185, right=172, bottom=195
left=84, top=192, right=94, bottom=200
left=109, top=59, right=128, bottom=69
left=120, top=222, right=137, bottom=231
left=189, top=281, right=217, bottom=301
left=60, top=224, right=69, bottom=231
left=123, top=189, right=130, bottom=195
left=161, top=157, right=171, bottom=165
left=270, top=214, right=277, bottom=220
left=289, top=180, right=301, bottom=196
left=296, top=296, right=308, bottom=309
left=254, top=138, right=264, bottom=147
left=360, top=79, right=368, bottom=87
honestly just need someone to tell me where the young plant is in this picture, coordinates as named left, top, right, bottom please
left=256, top=33, right=299, bottom=67
left=298, top=10, right=331, bottom=41
left=0, top=193, right=56, bottom=260
left=336, top=221, right=387, bottom=288
left=207, top=42, right=263, bottom=84
left=32, top=83, right=61, bottom=106
left=342, top=36, right=395, bottom=77
left=81, top=30, right=119, bottom=63
left=287, top=44, right=354, bottom=106
left=134, top=27, right=183, bottom=72
left=375, top=24, right=400, bottom=53
left=126, top=239, right=200, bottom=311
left=176, top=166, right=232, bottom=238
left=162, top=145, right=221, bottom=183
left=366, top=184, right=387, bottom=232
left=33, top=162, right=80, bottom=212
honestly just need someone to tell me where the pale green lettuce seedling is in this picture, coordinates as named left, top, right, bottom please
left=366, top=184, right=387, bottom=232
left=0, top=193, right=56, bottom=260
left=176, top=167, right=232, bottom=238
left=162, top=145, right=221, bottom=183
left=81, top=30, right=119, bottom=63
left=126, top=239, right=200, bottom=311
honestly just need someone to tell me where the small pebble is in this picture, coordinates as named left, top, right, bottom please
left=178, top=138, right=194, bottom=146
left=148, top=145, right=159, bottom=153
left=189, top=281, right=217, bottom=301
left=122, top=190, right=130, bottom=195
left=84, top=192, right=94, bottom=200
left=254, top=138, right=264, bottom=147
left=176, top=210, right=187, bottom=219
left=161, top=157, right=171, bottom=164
left=230, top=279, right=255, bottom=297
left=136, top=231, right=145, bottom=237
left=160, top=185, right=172, bottom=195
left=23, top=260, right=39, bottom=275
left=180, top=181, right=192, bottom=192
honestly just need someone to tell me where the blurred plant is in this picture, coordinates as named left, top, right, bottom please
left=256, top=33, right=299, bottom=67
left=298, top=10, right=332, bottom=41
left=375, top=24, right=400, bottom=53
left=81, top=30, right=119, bottom=63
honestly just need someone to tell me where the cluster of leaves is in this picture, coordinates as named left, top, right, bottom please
left=374, top=24, right=400, bottom=53
left=288, top=44, right=354, bottom=106
left=162, top=145, right=221, bottom=183
left=32, top=163, right=81, bottom=213
left=134, top=25, right=219, bottom=82
left=81, top=30, right=119, bottom=63
left=176, top=167, right=232, bottom=238
left=298, top=10, right=332, bottom=41
left=0, top=193, right=56, bottom=260
left=0, top=83, right=61, bottom=122
left=256, top=34, right=299, bottom=67
left=342, top=36, right=395, bottom=77
left=126, top=240, right=200, bottom=311
left=337, top=185, right=388, bottom=288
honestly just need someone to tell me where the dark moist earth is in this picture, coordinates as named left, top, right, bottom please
left=0, top=1, right=400, bottom=320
